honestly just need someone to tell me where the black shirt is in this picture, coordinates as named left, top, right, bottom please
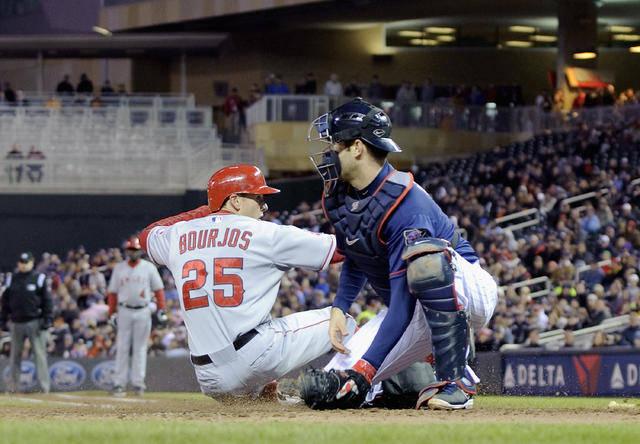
left=0, top=270, right=53, bottom=324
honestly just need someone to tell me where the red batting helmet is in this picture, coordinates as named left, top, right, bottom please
left=124, top=237, right=142, bottom=250
left=207, top=164, right=280, bottom=212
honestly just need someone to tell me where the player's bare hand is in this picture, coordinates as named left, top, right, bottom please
left=329, top=307, right=351, bottom=354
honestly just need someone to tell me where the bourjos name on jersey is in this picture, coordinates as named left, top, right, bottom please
left=179, top=228, right=253, bottom=254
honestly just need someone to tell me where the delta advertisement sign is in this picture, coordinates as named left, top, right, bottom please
left=503, top=351, right=640, bottom=396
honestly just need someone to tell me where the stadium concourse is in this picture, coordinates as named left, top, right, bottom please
left=1, top=117, right=639, bottom=363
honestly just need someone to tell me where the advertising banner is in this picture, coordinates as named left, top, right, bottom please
left=503, top=349, right=640, bottom=396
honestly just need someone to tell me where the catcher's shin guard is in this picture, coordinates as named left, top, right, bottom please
left=425, top=309, right=471, bottom=382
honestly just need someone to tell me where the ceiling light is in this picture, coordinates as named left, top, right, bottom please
left=425, top=27, right=455, bottom=34
left=398, top=30, right=424, bottom=37
left=409, top=38, right=438, bottom=46
left=505, top=40, right=533, bottom=47
left=612, top=34, right=640, bottom=41
left=92, top=26, right=112, bottom=36
left=436, top=35, right=455, bottom=42
left=630, top=46, right=640, bottom=53
left=608, top=25, right=634, bottom=33
left=573, top=51, right=597, bottom=59
left=509, top=25, right=536, bottom=33
left=530, top=35, right=557, bottom=42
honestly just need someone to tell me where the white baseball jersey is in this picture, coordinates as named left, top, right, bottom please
left=107, top=260, right=164, bottom=307
left=144, top=212, right=336, bottom=356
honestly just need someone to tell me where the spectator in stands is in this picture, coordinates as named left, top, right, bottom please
left=6, top=144, right=23, bottom=159
left=475, top=327, right=499, bottom=352
left=45, top=96, right=61, bottom=109
left=27, top=146, right=45, bottom=159
left=571, top=89, right=586, bottom=110
left=248, top=83, right=262, bottom=105
left=552, top=89, right=565, bottom=111
left=616, top=311, right=640, bottom=346
left=355, top=297, right=381, bottom=326
left=367, top=74, right=383, bottom=100
left=76, top=73, right=94, bottom=94
left=3, top=82, right=16, bottom=103
left=101, top=80, right=115, bottom=95
left=323, top=73, right=343, bottom=96
left=524, top=329, right=542, bottom=348
left=116, top=83, right=127, bottom=95
left=562, top=329, right=577, bottom=348
left=581, top=202, right=601, bottom=234
left=223, top=87, right=244, bottom=140
left=420, top=77, right=435, bottom=103
left=56, top=75, right=74, bottom=95
left=591, top=330, right=611, bottom=347
left=265, top=75, right=290, bottom=94
left=295, top=72, right=317, bottom=95
left=343, top=78, right=361, bottom=97
left=395, top=81, right=416, bottom=126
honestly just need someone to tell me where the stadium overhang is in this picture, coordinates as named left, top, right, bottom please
left=0, top=33, right=229, bottom=58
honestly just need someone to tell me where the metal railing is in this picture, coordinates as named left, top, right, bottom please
left=499, top=276, right=552, bottom=300
left=559, top=188, right=610, bottom=214
left=0, top=106, right=211, bottom=129
left=246, top=95, right=640, bottom=134
left=494, top=208, right=541, bottom=232
left=501, top=314, right=631, bottom=351
left=4, top=92, right=196, bottom=108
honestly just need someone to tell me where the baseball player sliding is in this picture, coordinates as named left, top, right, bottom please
left=139, top=164, right=356, bottom=397
left=107, top=237, right=166, bottom=396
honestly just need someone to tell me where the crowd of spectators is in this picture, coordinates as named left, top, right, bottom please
left=2, top=117, right=640, bottom=362
left=0, top=74, right=127, bottom=109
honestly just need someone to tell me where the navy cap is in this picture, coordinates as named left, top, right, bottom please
left=18, top=251, right=34, bottom=262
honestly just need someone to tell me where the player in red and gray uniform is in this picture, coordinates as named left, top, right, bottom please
left=107, top=237, right=166, bottom=396
left=140, top=164, right=357, bottom=398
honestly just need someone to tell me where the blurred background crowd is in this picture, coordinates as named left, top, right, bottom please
left=2, top=113, right=639, bottom=360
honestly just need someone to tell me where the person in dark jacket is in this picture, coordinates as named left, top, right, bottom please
left=0, top=252, right=52, bottom=394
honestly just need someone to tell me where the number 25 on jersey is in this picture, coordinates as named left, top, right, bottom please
left=181, top=258, right=245, bottom=310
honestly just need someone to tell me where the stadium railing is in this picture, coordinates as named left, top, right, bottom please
left=559, top=188, right=610, bottom=215
left=501, top=314, right=630, bottom=351
left=499, top=276, right=552, bottom=300
left=14, top=91, right=196, bottom=108
left=246, top=95, right=640, bottom=134
left=0, top=102, right=266, bottom=194
left=495, top=208, right=541, bottom=232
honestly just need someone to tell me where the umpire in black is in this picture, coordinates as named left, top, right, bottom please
left=0, top=252, right=52, bottom=394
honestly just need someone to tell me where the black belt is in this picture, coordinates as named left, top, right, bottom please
left=120, top=303, right=148, bottom=310
left=190, top=329, right=259, bottom=366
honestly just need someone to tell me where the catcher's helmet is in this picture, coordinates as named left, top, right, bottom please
left=308, top=97, right=401, bottom=153
left=124, top=236, right=141, bottom=250
left=207, top=164, right=280, bottom=212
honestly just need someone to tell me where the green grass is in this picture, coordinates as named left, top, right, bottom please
left=1, top=394, right=639, bottom=444
left=1, top=421, right=639, bottom=444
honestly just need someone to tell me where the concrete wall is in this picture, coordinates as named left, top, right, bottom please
left=251, top=121, right=533, bottom=173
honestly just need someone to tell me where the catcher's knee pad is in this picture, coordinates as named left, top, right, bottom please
left=402, top=237, right=457, bottom=312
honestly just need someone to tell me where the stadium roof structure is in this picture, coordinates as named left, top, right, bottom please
left=0, top=33, right=228, bottom=58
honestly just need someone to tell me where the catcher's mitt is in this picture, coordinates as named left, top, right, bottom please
left=299, top=368, right=370, bottom=410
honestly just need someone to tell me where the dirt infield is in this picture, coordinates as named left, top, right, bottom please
left=1, top=392, right=639, bottom=424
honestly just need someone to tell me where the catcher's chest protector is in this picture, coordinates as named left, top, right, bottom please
left=323, top=171, right=412, bottom=268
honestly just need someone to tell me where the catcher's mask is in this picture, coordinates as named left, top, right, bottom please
left=308, top=97, right=401, bottom=196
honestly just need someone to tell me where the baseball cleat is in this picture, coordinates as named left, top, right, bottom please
left=110, top=386, right=126, bottom=397
left=134, top=387, right=145, bottom=396
left=427, top=383, right=474, bottom=410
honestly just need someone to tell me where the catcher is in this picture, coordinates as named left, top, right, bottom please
left=300, top=98, right=497, bottom=410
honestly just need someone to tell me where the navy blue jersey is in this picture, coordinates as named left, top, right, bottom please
left=333, top=162, right=478, bottom=369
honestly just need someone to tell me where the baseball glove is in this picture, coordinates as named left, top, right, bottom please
left=299, top=368, right=370, bottom=410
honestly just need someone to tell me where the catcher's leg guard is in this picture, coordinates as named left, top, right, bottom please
left=402, top=238, right=474, bottom=407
